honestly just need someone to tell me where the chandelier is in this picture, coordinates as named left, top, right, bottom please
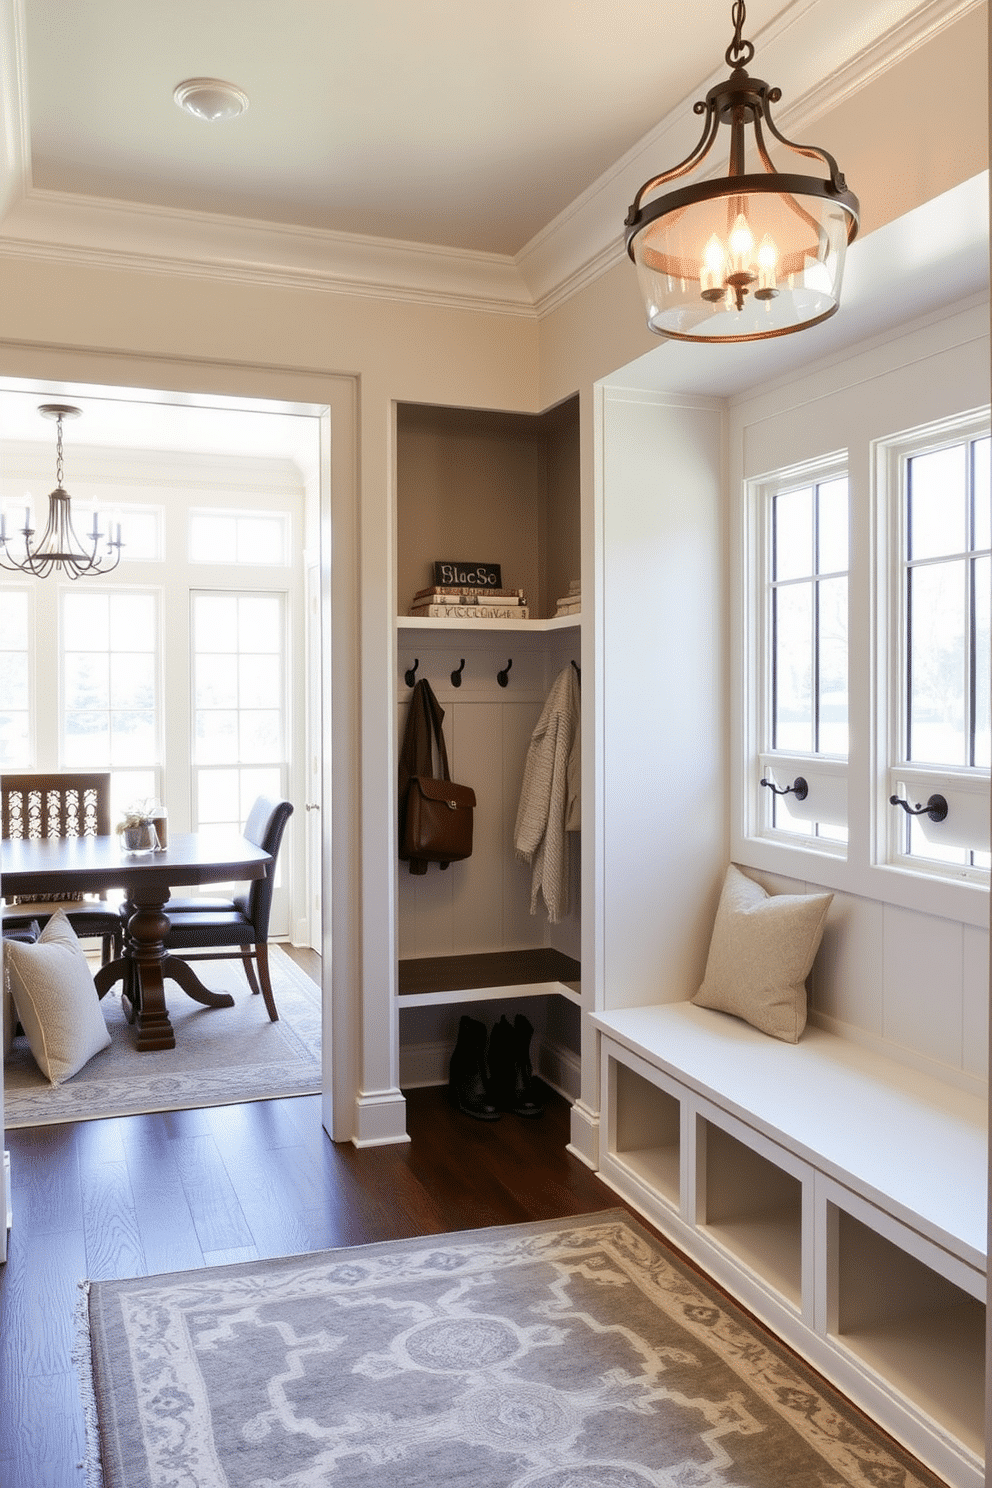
left=624, top=2, right=860, bottom=343
left=0, top=404, right=123, bottom=579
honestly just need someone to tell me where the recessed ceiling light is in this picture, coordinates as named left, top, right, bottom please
left=173, top=78, right=249, bottom=123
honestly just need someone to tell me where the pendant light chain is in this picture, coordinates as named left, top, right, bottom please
left=55, top=413, right=65, bottom=488
left=726, top=2, right=753, bottom=68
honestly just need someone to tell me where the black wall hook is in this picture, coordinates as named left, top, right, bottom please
left=404, top=658, right=419, bottom=687
left=890, top=792, right=948, bottom=823
left=760, top=775, right=808, bottom=801
left=451, top=658, right=465, bottom=688
left=497, top=658, right=513, bottom=688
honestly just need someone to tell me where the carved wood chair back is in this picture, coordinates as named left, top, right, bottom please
left=1, top=771, right=121, bottom=962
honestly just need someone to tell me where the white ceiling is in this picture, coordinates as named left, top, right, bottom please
left=0, top=0, right=985, bottom=463
left=23, top=0, right=822, bottom=255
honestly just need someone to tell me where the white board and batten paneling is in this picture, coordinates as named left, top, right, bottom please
left=396, top=630, right=580, bottom=966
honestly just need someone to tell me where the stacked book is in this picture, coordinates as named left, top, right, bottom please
left=554, top=579, right=581, bottom=617
left=409, top=585, right=530, bottom=619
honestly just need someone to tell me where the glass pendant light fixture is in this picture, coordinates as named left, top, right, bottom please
left=624, top=1, right=860, bottom=342
left=0, top=404, right=123, bottom=579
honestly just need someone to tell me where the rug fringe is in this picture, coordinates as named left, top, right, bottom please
left=73, top=1280, right=105, bottom=1488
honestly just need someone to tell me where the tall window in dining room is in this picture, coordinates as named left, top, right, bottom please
left=60, top=589, right=159, bottom=815
left=0, top=588, right=31, bottom=766
left=191, top=591, right=286, bottom=834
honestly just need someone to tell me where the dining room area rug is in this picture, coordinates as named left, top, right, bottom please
left=78, top=1209, right=942, bottom=1488
left=4, top=944, right=321, bottom=1127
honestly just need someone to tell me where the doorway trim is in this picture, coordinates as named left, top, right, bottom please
left=0, top=349, right=360, bottom=1143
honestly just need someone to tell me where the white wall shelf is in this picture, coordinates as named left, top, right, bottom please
left=399, top=615, right=579, bottom=633
left=397, top=949, right=580, bottom=1010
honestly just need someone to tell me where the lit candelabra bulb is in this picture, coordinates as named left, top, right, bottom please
left=700, top=233, right=727, bottom=301
left=755, top=234, right=780, bottom=299
left=727, top=212, right=756, bottom=275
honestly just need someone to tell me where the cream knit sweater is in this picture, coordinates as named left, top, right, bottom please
left=513, top=664, right=580, bottom=923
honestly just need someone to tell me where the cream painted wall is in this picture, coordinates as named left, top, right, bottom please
left=807, top=4, right=989, bottom=241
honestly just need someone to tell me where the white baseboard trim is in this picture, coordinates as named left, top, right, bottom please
left=567, top=1099, right=600, bottom=1170
left=352, top=1088, right=411, bottom=1147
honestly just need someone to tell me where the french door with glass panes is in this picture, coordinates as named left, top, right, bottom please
left=190, top=589, right=289, bottom=931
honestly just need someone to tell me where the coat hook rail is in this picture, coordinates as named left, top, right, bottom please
left=890, top=792, right=948, bottom=823
left=451, top=658, right=465, bottom=688
left=760, top=775, right=808, bottom=801
left=497, top=658, right=513, bottom=688
left=404, top=658, right=419, bottom=687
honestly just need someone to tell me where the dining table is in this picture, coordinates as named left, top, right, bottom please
left=0, top=831, right=272, bottom=1051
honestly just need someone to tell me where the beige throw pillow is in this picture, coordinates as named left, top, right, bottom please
left=692, top=864, right=833, bottom=1043
left=3, top=909, right=111, bottom=1083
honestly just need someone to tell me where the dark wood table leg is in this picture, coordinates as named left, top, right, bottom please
left=95, top=890, right=236, bottom=1049
left=118, top=899, right=177, bottom=1051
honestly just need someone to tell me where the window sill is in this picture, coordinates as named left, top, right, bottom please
left=734, top=835, right=990, bottom=930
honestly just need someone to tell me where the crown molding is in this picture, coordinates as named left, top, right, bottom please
left=0, top=188, right=536, bottom=317
left=0, top=0, right=980, bottom=321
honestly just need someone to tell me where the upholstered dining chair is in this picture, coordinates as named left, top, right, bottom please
left=157, top=796, right=294, bottom=1021
left=1, top=771, right=123, bottom=963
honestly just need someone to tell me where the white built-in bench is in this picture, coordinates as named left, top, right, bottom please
left=591, top=1000, right=987, bottom=1488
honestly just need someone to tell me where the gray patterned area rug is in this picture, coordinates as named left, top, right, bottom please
left=80, top=1210, right=942, bottom=1488
left=4, top=945, right=321, bottom=1127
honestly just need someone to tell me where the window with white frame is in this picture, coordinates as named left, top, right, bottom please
left=882, top=416, right=991, bottom=878
left=754, top=462, right=849, bottom=849
left=0, top=587, right=31, bottom=767
left=191, top=591, right=286, bottom=834
left=189, top=509, right=290, bottom=567
left=747, top=411, right=991, bottom=895
left=110, top=504, right=164, bottom=563
left=60, top=588, right=161, bottom=819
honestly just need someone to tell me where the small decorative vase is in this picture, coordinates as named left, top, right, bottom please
left=122, top=822, right=159, bottom=854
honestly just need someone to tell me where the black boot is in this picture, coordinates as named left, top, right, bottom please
left=488, top=1014, right=544, bottom=1117
left=448, top=1015, right=500, bottom=1120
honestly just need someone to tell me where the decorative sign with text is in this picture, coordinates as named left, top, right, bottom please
left=432, top=561, right=502, bottom=588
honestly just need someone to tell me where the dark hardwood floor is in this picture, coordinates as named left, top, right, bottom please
left=0, top=947, right=932, bottom=1488
left=0, top=1010, right=633, bottom=1487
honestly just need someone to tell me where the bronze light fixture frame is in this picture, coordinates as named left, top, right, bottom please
left=0, top=404, right=123, bottom=580
left=625, top=2, right=860, bottom=342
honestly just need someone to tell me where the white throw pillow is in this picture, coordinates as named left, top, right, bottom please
left=691, top=864, right=833, bottom=1043
left=3, top=909, right=111, bottom=1083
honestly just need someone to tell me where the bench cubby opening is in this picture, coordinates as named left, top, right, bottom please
left=696, top=1115, right=804, bottom=1309
left=610, top=1056, right=681, bottom=1208
left=830, top=1204, right=986, bottom=1459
